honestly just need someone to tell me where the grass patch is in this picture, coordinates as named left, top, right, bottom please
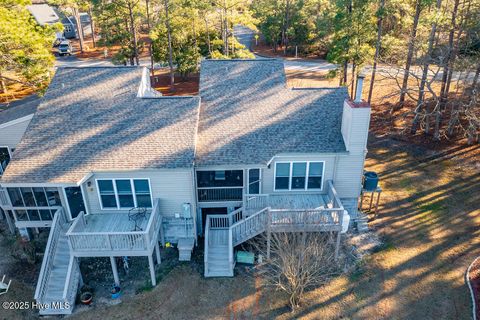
left=373, top=240, right=397, bottom=253
left=418, top=201, right=446, bottom=215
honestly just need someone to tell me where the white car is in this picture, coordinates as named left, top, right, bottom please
left=58, top=40, right=73, bottom=56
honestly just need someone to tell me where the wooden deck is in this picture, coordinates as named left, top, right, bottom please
left=268, top=194, right=328, bottom=209
left=82, top=213, right=151, bottom=233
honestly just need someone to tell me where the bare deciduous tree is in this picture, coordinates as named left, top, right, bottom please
left=249, top=232, right=340, bottom=312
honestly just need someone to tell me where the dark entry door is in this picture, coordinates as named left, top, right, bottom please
left=65, top=187, right=86, bottom=219
left=201, top=207, right=228, bottom=233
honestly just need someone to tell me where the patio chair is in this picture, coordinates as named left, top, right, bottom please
left=0, top=275, right=11, bottom=295
left=128, top=207, right=147, bottom=231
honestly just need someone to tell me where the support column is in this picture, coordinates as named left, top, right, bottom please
left=155, top=242, right=161, bottom=265
left=110, top=256, right=120, bottom=286
left=266, top=209, right=271, bottom=259
left=77, top=258, right=84, bottom=287
left=148, top=254, right=156, bottom=286
left=334, top=231, right=341, bottom=261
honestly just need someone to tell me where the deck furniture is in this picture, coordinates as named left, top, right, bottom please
left=128, top=207, right=147, bottom=231
left=0, top=275, right=11, bottom=295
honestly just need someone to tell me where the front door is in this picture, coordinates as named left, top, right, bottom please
left=65, top=187, right=86, bottom=219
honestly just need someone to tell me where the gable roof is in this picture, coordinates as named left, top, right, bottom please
left=27, top=4, right=60, bottom=26
left=196, top=59, right=348, bottom=166
left=0, top=96, right=39, bottom=126
left=1, top=67, right=200, bottom=184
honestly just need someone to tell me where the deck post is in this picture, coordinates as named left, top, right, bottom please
left=266, top=209, right=271, bottom=259
left=155, top=242, right=161, bottom=264
left=110, top=256, right=120, bottom=286
left=334, top=231, right=341, bottom=261
left=148, top=254, right=156, bottom=286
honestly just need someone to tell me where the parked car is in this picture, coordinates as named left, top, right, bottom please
left=57, top=40, right=73, bottom=56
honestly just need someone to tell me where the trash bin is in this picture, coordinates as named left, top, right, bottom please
left=363, top=171, right=379, bottom=191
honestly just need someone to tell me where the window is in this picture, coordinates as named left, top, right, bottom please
left=274, top=161, right=325, bottom=191
left=7, top=187, right=61, bottom=207
left=116, top=180, right=134, bottom=208
left=6, top=187, right=61, bottom=222
left=196, top=170, right=243, bottom=188
left=307, top=162, right=324, bottom=190
left=96, top=179, right=152, bottom=209
left=97, top=180, right=117, bottom=208
left=134, top=179, right=152, bottom=208
left=214, top=171, right=226, bottom=180
left=248, top=169, right=261, bottom=194
left=0, top=147, right=11, bottom=175
left=275, top=163, right=290, bottom=190
left=291, top=163, right=307, bottom=190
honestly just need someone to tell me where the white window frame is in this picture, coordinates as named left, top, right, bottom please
left=247, top=168, right=262, bottom=194
left=0, top=146, right=12, bottom=175
left=273, top=161, right=325, bottom=191
left=96, top=178, right=153, bottom=210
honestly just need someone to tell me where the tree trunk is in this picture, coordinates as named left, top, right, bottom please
left=367, top=0, right=385, bottom=104
left=73, top=7, right=84, bottom=53
left=350, top=62, right=356, bottom=99
left=164, top=0, right=175, bottom=90
left=343, top=61, right=348, bottom=86
left=411, top=0, right=442, bottom=134
left=0, top=72, right=7, bottom=94
left=439, top=0, right=460, bottom=106
left=127, top=1, right=139, bottom=66
left=88, top=6, right=96, bottom=48
left=399, top=0, right=422, bottom=106
left=204, top=16, right=212, bottom=55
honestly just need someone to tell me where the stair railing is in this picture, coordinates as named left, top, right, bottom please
left=34, top=208, right=67, bottom=303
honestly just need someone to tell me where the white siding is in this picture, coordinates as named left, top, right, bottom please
left=341, top=101, right=370, bottom=154
left=82, top=169, right=196, bottom=219
left=0, top=118, right=32, bottom=149
left=261, top=152, right=366, bottom=199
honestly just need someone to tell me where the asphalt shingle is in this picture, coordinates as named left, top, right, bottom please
left=1, top=67, right=200, bottom=184
left=196, top=59, right=348, bottom=166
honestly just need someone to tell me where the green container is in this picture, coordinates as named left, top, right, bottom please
left=236, top=251, right=255, bottom=264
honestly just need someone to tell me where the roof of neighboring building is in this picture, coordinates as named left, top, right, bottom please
left=27, top=4, right=60, bottom=26
left=196, top=59, right=348, bottom=166
left=0, top=95, right=39, bottom=126
left=1, top=67, right=200, bottom=184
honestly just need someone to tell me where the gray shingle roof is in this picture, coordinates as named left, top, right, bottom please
left=196, top=59, right=347, bottom=166
left=0, top=95, right=39, bottom=125
left=1, top=67, right=200, bottom=184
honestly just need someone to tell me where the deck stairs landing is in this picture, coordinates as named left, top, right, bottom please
left=35, top=209, right=81, bottom=315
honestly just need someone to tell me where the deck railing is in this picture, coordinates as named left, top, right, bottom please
left=66, top=199, right=161, bottom=255
left=34, top=208, right=67, bottom=303
left=0, top=188, right=10, bottom=206
left=197, top=187, right=243, bottom=202
left=244, top=194, right=269, bottom=211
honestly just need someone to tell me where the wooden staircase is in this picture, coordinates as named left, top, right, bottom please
left=204, top=182, right=346, bottom=278
left=35, top=209, right=81, bottom=315
left=204, top=208, right=268, bottom=277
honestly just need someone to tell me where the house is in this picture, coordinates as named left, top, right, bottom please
left=0, top=98, right=38, bottom=233
left=0, top=59, right=371, bottom=315
left=27, top=4, right=80, bottom=39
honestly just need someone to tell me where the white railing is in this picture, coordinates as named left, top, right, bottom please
left=0, top=188, right=10, bottom=206
left=62, top=255, right=81, bottom=306
left=208, top=214, right=230, bottom=229
left=270, top=208, right=343, bottom=228
left=67, top=199, right=161, bottom=254
left=244, top=194, right=269, bottom=211
left=197, top=187, right=243, bottom=202
left=34, top=208, right=67, bottom=303
left=231, top=207, right=269, bottom=245
left=204, top=215, right=211, bottom=273
left=327, top=180, right=344, bottom=209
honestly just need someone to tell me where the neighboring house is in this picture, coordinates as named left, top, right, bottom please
left=0, top=98, right=38, bottom=233
left=27, top=4, right=78, bottom=39
left=0, top=59, right=371, bottom=315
